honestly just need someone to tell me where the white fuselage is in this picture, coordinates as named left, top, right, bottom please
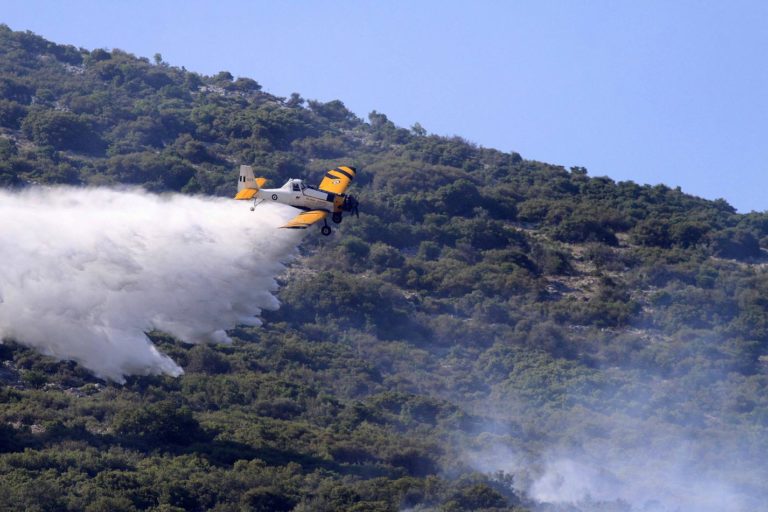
left=258, top=179, right=339, bottom=212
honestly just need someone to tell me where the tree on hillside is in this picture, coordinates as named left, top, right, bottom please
left=21, top=109, right=104, bottom=153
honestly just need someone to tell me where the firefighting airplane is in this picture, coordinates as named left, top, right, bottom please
left=234, top=165, right=360, bottom=236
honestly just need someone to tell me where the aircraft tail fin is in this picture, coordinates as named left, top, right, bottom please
left=235, top=165, right=267, bottom=200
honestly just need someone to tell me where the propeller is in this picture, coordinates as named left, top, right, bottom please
left=343, top=195, right=360, bottom=218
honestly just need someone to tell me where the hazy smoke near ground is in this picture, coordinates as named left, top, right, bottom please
left=0, top=187, right=300, bottom=382
left=523, top=443, right=757, bottom=511
left=465, top=372, right=768, bottom=512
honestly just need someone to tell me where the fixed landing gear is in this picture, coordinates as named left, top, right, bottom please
left=332, top=212, right=343, bottom=224
left=320, top=217, right=333, bottom=236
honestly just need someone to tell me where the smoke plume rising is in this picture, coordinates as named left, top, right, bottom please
left=0, top=187, right=300, bottom=382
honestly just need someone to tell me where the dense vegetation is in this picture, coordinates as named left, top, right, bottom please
left=2, top=25, right=768, bottom=511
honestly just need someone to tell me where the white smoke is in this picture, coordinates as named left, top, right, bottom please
left=467, top=440, right=758, bottom=512
left=526, top=448, right=754, bottom=512
left=465, top=407, right=766, bottom=512
left=0, top=186, right=301, bottom=382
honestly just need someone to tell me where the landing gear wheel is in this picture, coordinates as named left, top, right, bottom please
left=332, top=212, right=343, bottom=224
left=321, top=225, right=332, bottom=236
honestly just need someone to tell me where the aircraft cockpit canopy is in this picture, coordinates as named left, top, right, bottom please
left=288, top=179, right=306, bottom=192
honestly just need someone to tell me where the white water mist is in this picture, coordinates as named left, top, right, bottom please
left=0, top=186, right=300, bottom=382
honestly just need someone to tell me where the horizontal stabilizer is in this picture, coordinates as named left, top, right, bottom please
left=234, top=188, right=258, bottom=200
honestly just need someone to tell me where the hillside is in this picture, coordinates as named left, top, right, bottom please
left=2, top=25, right=768, bottom=512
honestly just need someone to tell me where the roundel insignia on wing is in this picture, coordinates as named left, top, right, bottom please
left=272, top=194, right=278, bottom=200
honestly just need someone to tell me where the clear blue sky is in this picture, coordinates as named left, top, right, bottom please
left=4, top=1, right=768, bottom=212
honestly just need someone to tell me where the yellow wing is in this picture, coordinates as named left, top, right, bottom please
left=281, top=210, right=328, bottom=229
left=318, top=166, right=356, bottom=195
